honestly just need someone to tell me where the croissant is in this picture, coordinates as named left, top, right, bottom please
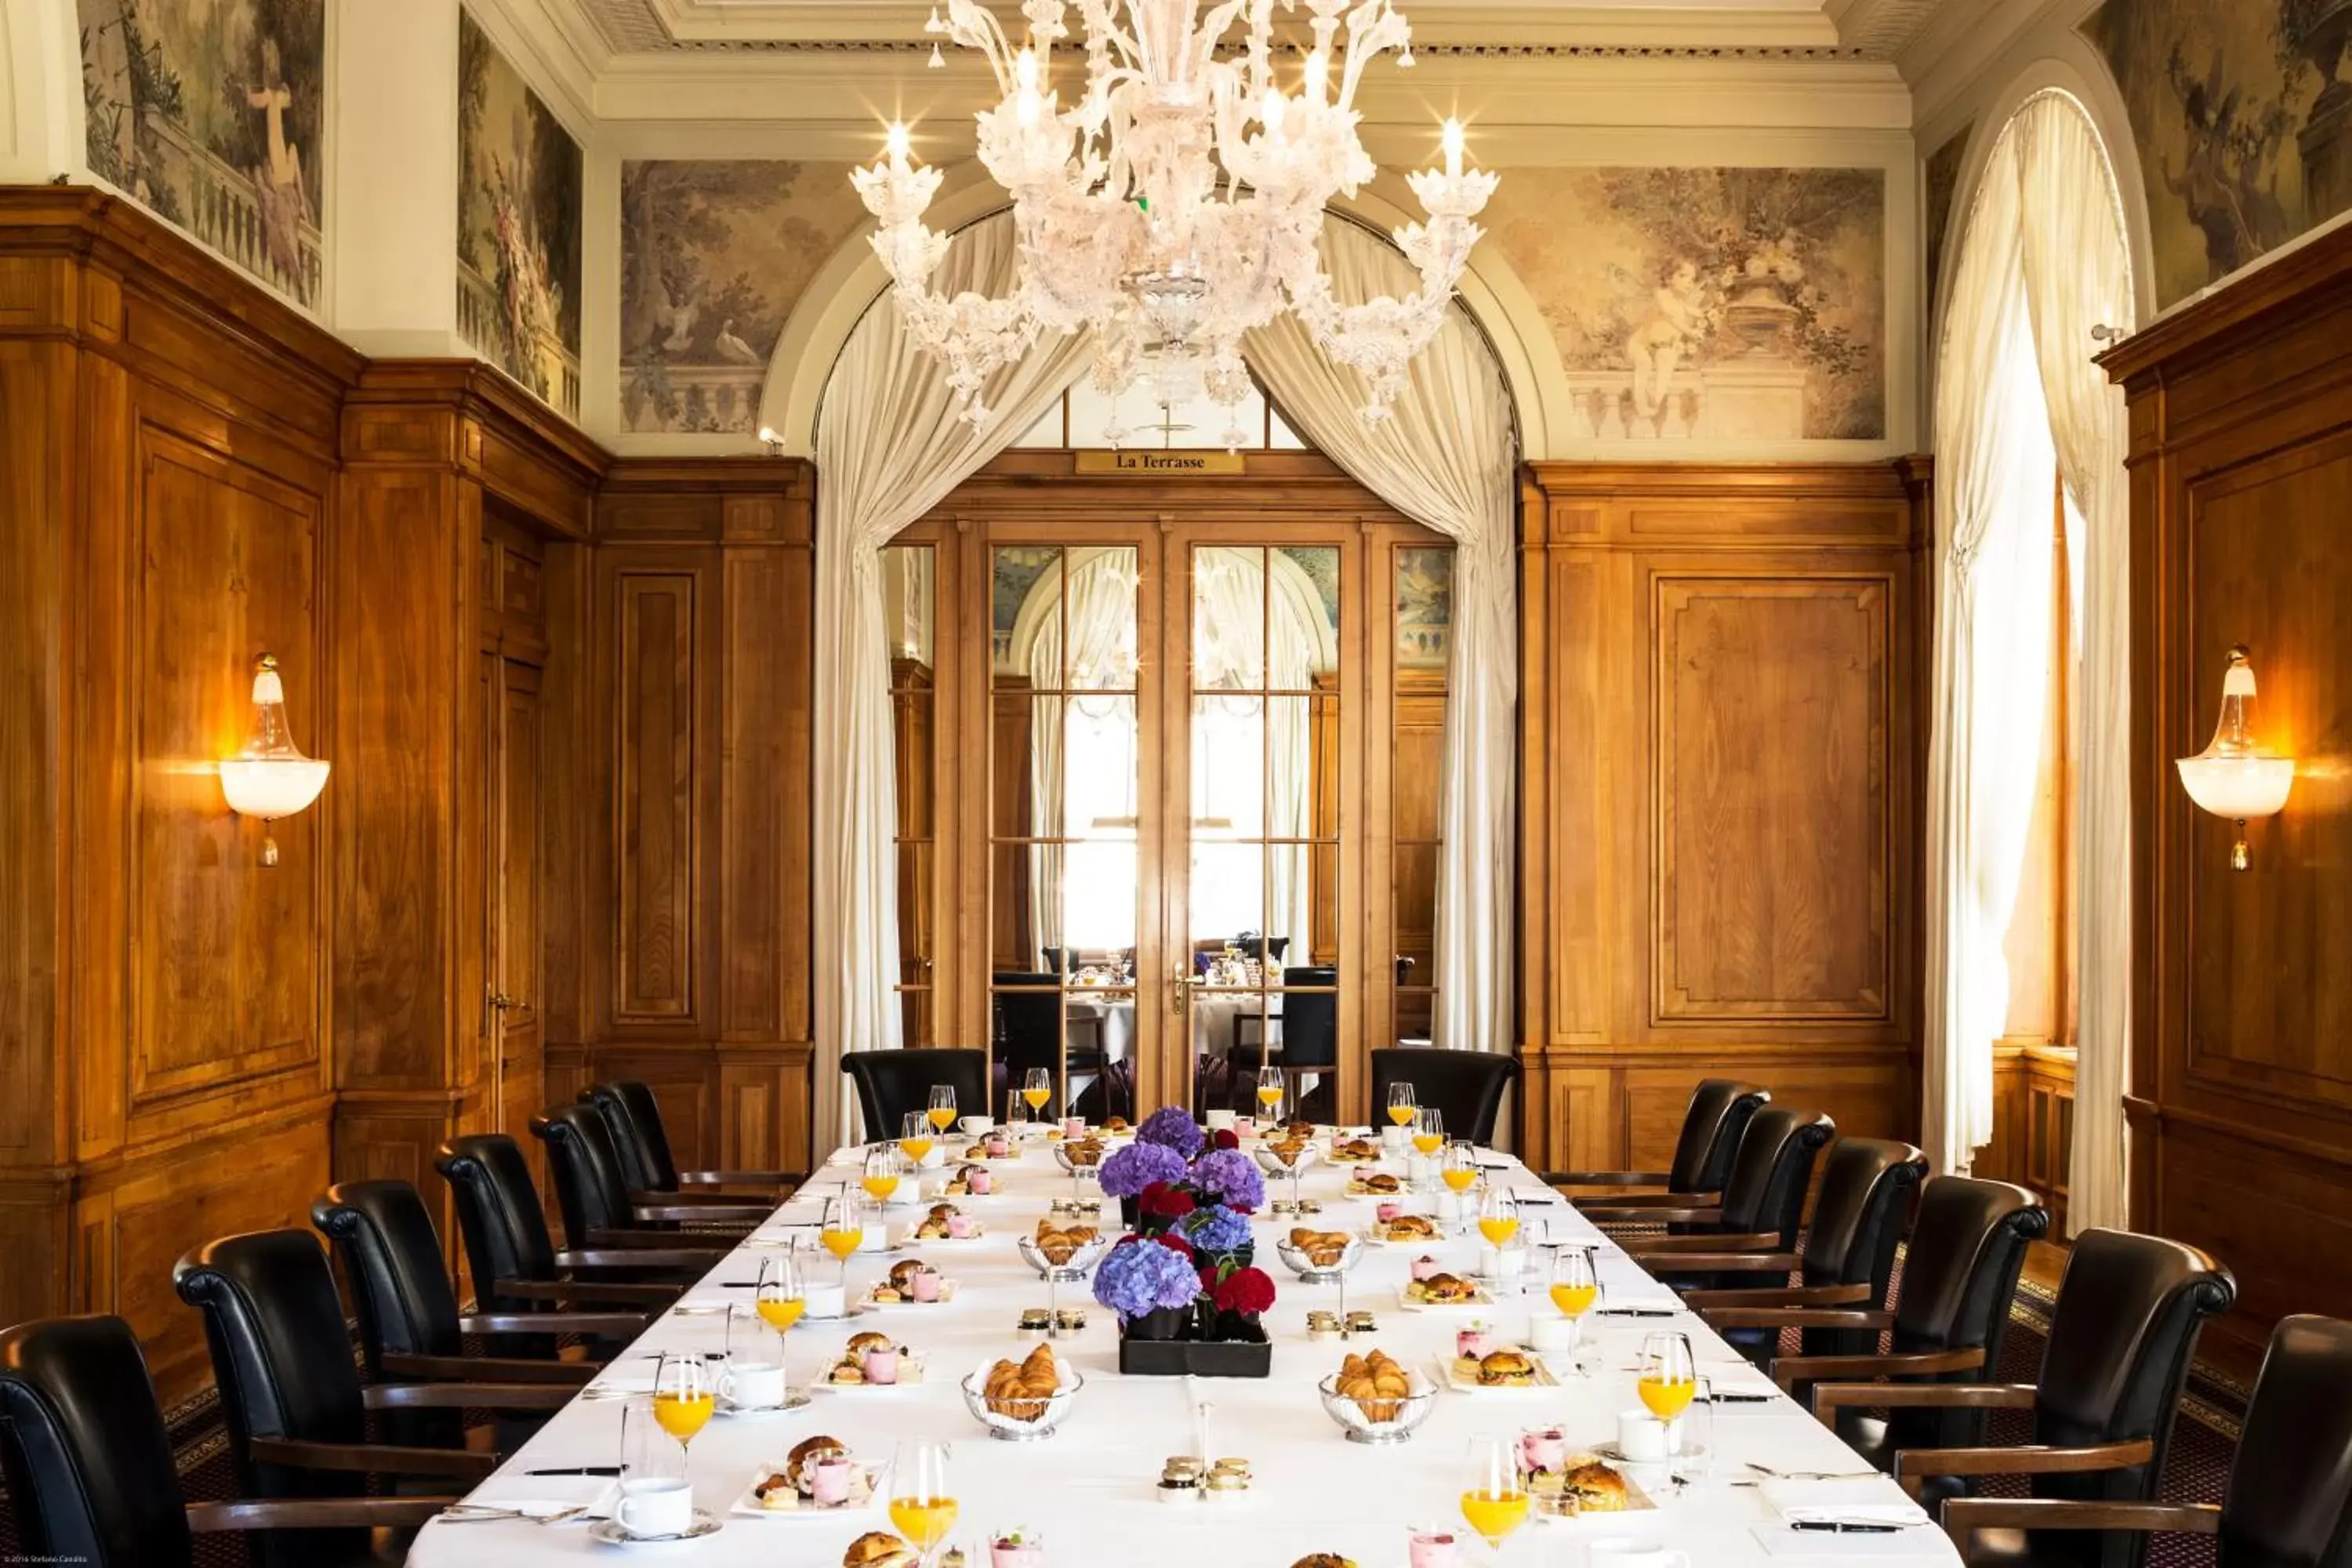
left=1287, top=1227, right=1351, bottom=1267
left=1334, top=1348, right=1412, bottom=1423
left=1268, top=1138, right=1308, bottom=1167
left=1033, top=1221, right=1098, bottom=1265
left=981, top=1345, right=1061, bottom=1420
left=1062, top=1138, right=1105, bottom=1167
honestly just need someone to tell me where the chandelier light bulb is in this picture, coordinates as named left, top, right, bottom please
left=886, top=122, right=912, bottom=161
left=1441, top=118, right=1465, bottom=178
left=1261, top=86, right=1286, bottom=136
left=1015, top=46, right=1040, bottom=90
left=1306, top=49, right=1330, bottom=103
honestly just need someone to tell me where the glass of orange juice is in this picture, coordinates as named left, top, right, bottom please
left=927, top=1083, right=958, bottom=1132
left=818, top=1192, right=866, bottom=1288
left=755, top=1250, right=805, bottom=1388
left=898, top=1110, right=935, bottom=1167
left=1254, top=1065, right=1287, bottom=1126
left=1412, top=1105, right=1446, bottom=1160
left=1459, top=1433, right=1530, bottom=1559
left=1022, top=1066, right=1053, bottom=1118
left=863, top=1145, right=907, bottom=1208
left=1548, top=1245, right=1602, bottom=1370
left=1386, top=1081, right=1419, bottom=1127
left=1639, top=1331, right=1700, bottom=1467
left=889, top=1439, right=960, bottom=1567
left=1476, top=1185, right=1520, bottom=1251
left=650, top=1351, right=714, bottom=1482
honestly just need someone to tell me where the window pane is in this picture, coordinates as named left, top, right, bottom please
left=1193, top=546, right=1265, bottom=691
left=1069, top=379, right=1269, bottom=449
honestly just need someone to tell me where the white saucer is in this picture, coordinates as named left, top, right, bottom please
left=715, top=1389, right=813, bottom=1418
left=589, top=1508, right=723, bottom=1548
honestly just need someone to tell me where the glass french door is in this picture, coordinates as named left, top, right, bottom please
left=882, top=515, right=1450, bottom=1127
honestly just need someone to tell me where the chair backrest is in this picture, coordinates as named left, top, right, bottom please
left=1279, top=967, right=1338, bottom=1071
left=992, top=976, right=1065, bottom=1081
left=173, top=1229, right=372, bottom=1568
left=1889, top=1175, right=2047, bottom=1356
left=436, top=1132, right=560, bottom=1310
left=2029, top=1228, right=2236, bottom=1568
left=1368, top=1047, right=1520, bottom=1145
left=1667, top=1080, right=1770, bottom=1193
left=1787, top=1138, right=1926, bottom=1356
left=2223, top=1314, right=2352, bottom=1568
left=1717, top=1106, right=1836, bottom=1245
left=0, top=1316, right=194, bottom=1568
left=841, top=1047, right=991, bottom=1138
left=583, top=1080, right=680, bottom=1192
left=532, top=1101, right=639, bottom=1248
left=310, top=1178, right=465, bottom=1371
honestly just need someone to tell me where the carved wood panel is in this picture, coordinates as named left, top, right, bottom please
left=615, top=570, right=700, bottom=1022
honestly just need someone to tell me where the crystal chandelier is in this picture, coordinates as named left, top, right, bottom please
left=850, top=0, right=1497, bottom=442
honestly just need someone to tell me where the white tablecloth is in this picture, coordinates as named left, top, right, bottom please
left=406, top=1138, right=1958, bottom=1567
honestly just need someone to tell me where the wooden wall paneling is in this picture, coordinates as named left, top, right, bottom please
left=1519, top=463, right=1927, bottom=1177
left=2103, top=226, right=2352, bottom=1353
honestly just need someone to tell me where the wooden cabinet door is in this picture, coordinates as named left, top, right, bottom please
left=489, top=657, right=545, bottom=1150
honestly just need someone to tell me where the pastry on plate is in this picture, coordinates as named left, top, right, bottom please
left=1409, top=1271, right=1479, bottom=1305
left=1382, top=1214, right=1438, bottom=1240
left=1331, top=1137, right=1380, bottom=1161
left=1352, top=1172, right=1402, bottom=1195
left=826, top=1359, right=867, bottom=1385
left=980, top=1344, right=1061, bottom=1421
left=1290, top=1555, right=1357, bottom=1568
left=1033, top=1220, right=1098, bottom=1265
left=885, top=1258, right=930, bottom=1296
left=845, top=1531, right=920, bottom=1568
left=1103, top=1114, right=1131, bottom=1132
left=769, top=1435, right=848, bottom=1498
left=1334, top=1348, right=1412, bottom=1423
left=913, top=1203, right=961, bottom=1240
left=1061, top=1138, right=1105, bottom=1167
left=1563, top=1458, right=1628, bottom=1512
left=1475, top=1348, right=1537, bottom=1387
left=1282, top=1118, right=1318, bottom=1139
left=1287, top=1227, right=1352, bottom=1267
left=846, top=1330, right=894, bottom=1357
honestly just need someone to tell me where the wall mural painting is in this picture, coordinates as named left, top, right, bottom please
left=1923, top=123, right=1972, bottom=325
left=78, top=0, right=325, bottom=307
left=1395, top=548, right=1454, bottom=672
left=457, top=11, right=583, bottom=419
left=619, top=161, right=873, bottom=434
left=1486, top=166, right=1886, bottom=443
left=2085, top=0, right=2352, bottom=310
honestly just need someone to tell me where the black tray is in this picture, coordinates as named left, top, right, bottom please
left=1116, top=1323, right=1272, bottom=1378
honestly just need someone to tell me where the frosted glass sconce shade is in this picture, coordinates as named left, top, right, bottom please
left=2175, top=646, right=2294, bottom=870
left=218, top=654, right=329, bottom=866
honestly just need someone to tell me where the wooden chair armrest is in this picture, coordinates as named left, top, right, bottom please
left=1941, top=1498, right=2220, bottom=1544
left=247, top=1436, right=499, bottom=1482
left=379, top=1351, right=598, bottom=1385
left=1777, top=1345, right=1982, bottom=1396
left=629, top=1201, right=771, bottom=1223
left=1628, top=1250, right=1801, bottom=1273
left=187, top=1497, right=459, bottom=1533
left=678, top=1169, right=807, bottom=1188
left=554, top=1246, right=726, bottom=1269
left=586, top=1225, right=742, bottom=1248
left=500, top=1273, right=679, bottom=1305
left=1543, top=1171, right=1676, bottom=1189
left=1682, top=1283, right=1875, bottom=1309
left=1894, top=1439, right=2156, bottom=1499
left=1584, top=1203, right=1726, bottom=1224
left=459, top=1311, right=650, bottom=1338
left=1617, top=1231, right=1784, bottom=1254
left=1813, top=1381, right=2038, bottom=1414
left=1702, top=1306, right=1893, bottom=1331
left=362, top=1381, right=578, bottom=1412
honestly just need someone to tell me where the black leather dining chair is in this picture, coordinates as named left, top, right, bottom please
left=581, top=1079, right=804, bottom=1196
left=1670, top=1136, right=1927, bottom=1360
left=841, top=1044, right=991, bottom=1137
left=1546, top=1078, right=1770, bottom=1206
left=1583, top=1104, right=1836, bottom=1259
left=530, top=1102, right=771, bottom=1253
left=1370, top=1045, right=1519, bottom=1145
left=0, top=1315, right=451, bottom=1568
left=1817, top=1227, right=2237, bottom=1568
left=1942, top=1312, right=2352, bottom=1566
left=174, top=1229, right=572, bottom=1568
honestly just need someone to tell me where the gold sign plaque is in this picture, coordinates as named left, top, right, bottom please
left=1074, top=448, right=1246, bottom=476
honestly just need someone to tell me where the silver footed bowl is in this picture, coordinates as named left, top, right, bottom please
left=961, top=1355, right=1085, bottom=1441
left=1253, top=1140, right=1322, bottom=1177
left=1316, top=1369, right=1438, bottom=1445
left=1274, top=1232, right=1363, bottom=1282
left=1016, top=1231, right=1109, bottom=1279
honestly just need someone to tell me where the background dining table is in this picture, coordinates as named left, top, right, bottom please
left=405, top=1131, right=1960, bottom=1567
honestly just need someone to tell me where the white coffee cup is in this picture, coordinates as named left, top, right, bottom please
left=1616, top=1410, right=1671, bottom=1463
left=1586, top=1541, right=1690, bottom=1568
left=1205, top=1109, right=1238, bottom=1132
left=802, top=1281, right=849, bottom=1319
left=719, top=1358, right=786, bottom=1410
left=1529, top=1316, right=1575, bottom=1352
left=960, top=1115, right=995, bottom=1135
left=614, top=1477, right=695, bottom=1539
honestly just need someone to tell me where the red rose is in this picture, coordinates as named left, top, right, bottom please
left=1199, top=1264, right=1219, bottom=1294
left=1213, top=1266, right=1276, bottom=1317
left=1152, top=1232, right=1196, bottom=1260
left=1139, top=1182, right=1196, bottom=1218
left=1212, top=1128, right=1241, bottom=1151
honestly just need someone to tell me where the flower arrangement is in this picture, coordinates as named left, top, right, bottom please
left=1108, top=1108, right=1281, bottom=1376
left=1094, top=1234, right=1207, bottom=1322
left=1099, top=1140, right=1188, bottom=1199
left=1136, top=1105, right=1204, bottom=1156
left=1188, top=1147, right=1266, bottom=1213
left=1175, top=1202, right=1253, bottom=1261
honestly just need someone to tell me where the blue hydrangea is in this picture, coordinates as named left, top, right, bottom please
left=1189, top=1147, right=1265, bottom=1211
left=1178, top=1203, right=1253, bottom=1256
left=1136, top=1105, right=1205, bottom=1156
left=1099, top=1140, right=1189, bottom=1199
left=1092, top=1236, right=1204, bottom=1319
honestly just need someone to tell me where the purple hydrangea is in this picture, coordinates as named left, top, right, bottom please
left=1189, top=1148, right=1265, bottom=1212
left=1099, top=1140, right=1189, bottom=1199
left=1093, top=1235, right=1205, bottom=1319
left=1136, top=1105, right=1204, bottom=1156
left=1177, top=1203, right=1253, bottom=1257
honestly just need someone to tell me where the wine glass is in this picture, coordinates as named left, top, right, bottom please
left=1476, top=1186, right=1521, bottom=1287
left=1547, top=1245, right=1602, bottom=1371
left=1022, top=1066, right=1053, bottom=1120
left=1440, top=1140, right=1480, bottom=1230
left=1459, top=1432, right=1530, bottom=1561
left=888, top=1439, right=960, bottom=1568
left=818, top=1192, right=866, bottom=1289
left=1639, top=1331, right=1700, bottom=1459
left=1255, top=1065, right=1287, bottom=1126
left=1386, top=1080, right=1420, bottom=1130
left=650, top=1350, right=713, bottom=1484
left=862, top=1145, right=907, bottom=1208
left=927, top=1083, right=958, bottom=1133
left=899, top=1110, right=935, bottom=1167
left=755, top=1250, right=805, bottom=1391
left=1411, top=1105, right=1446, bottom=1160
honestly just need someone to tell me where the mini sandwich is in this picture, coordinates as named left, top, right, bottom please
left=845, top=1531, right=920, bottom=1568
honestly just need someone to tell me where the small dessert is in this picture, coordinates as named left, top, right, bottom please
left=980, top=1344, right=1061, bottom=1421
left=1410, top=1254, right=1444, bottom=1282
left=1306, top=1310, right=1340, bottom=1341
left=1345, top=1309, right=1378, bottom=1334
left=992, top=1527, right=1047, bottom=1568
left=1334, top=1348, right=1412, bottom=1422
left=1408, top=1271, right=1479, bottom=1305
left=1385, top=1214, right=1439, bottom=1241
left=1474, top=1348, right=1537, bottom=1387
left=1033, top=1220, right=1098, bottom=1265
left=1287, top=1226, right=1352, bottom=1267
left=1017, top=1308, right=1052, bottom=1339
left=844, top=1532, right=920, bottom=1568
left=943, top=1163, right=992, bottom=1196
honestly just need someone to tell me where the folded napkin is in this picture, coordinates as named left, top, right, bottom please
left=447, top=1475, right=615, bottom=1519
left=1761, top=1479, right=1930, bottom=1527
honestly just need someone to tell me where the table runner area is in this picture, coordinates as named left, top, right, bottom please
left=408, top=1132, right=1958, bottom=1566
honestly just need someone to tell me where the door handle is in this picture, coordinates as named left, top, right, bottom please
left=1169, top=965, right=1200, bottom=1017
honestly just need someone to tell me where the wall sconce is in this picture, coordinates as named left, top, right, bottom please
left=2175, top=645, right=2294, bottom=870
left=218, top=654, right=330, bottom=866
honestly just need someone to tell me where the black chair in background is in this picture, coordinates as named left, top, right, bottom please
left=1545, top=1079, right=1769, bottom=1206
left=1942, top=1312, right=2352, bottom=1566
left=993, top=975, right=1106, bottom=1120
left=0, top=1315, right=450, bottom=1568
left=1585, top=1105, right=1835, bottom=1283
left=531, top=1102, right=770, bottom=1254
left=842, top=1045, right=992, bottom=1136
left=174, top=1229, right=570, bottom=1568
left=1370, top=1045, right=1519, bottom=1145
left=1817, top=1227, right=2236, bottom=1568
left=581, top=1079, right=803, bottom=1197
left=1269, top=966, right=1339, bottom=1121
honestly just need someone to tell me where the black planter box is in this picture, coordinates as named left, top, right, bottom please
left=1116, top=1319, right=1272, bottom=1378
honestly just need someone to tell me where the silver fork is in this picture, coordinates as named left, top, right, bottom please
left=1744, top=1461, right=1881, bottom=1481
left=439, top=1504, right=592, bottom=1526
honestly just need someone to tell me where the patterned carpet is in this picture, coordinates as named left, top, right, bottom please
left=0, top=1279, right=2249, bottom=1566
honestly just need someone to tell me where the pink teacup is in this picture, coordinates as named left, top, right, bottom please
left=946, top=1214, right=975, bottom=1239
left=910, top=1269, right=942, bottom=1303
left=1375, top=1201, right=1403, bottom=1224
left=812, top=1457, right=853, bottom=1507
left=1407, top=1530, right=1461, bottom=1568
left=1062, top=1116, right=1087, bottom=1138
left=862, top=1346, right=900, bottom=1385
left=985, top=1134, right=1011, bottom=1158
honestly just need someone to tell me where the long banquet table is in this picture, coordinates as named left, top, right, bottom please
left=408, top=1130, right=1960, bottom=1566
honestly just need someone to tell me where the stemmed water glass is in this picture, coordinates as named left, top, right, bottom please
left=818, top=1192, right=866, bottom=1289
left=650, top=1350, right=713, bottom=1485
left=755, top=1250, right=805, bottom=1393
left=1459, top=1432, right=1530, bottom=1563
left=888, top=1439, right=960, bottom=1568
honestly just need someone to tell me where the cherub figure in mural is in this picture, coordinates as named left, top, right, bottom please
left=2160, top=43, right=2294, bottom=281
left=245, top=38, right=310, bottom=285
left=1625, top=258, right=1715, bottom=419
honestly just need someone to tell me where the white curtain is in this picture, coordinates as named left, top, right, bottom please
left=811, top=216, right=1094, bottom=1150
left=1923, top=92, right=2135, bottom=1225
left=2013, top=96, right=2136, bottom=1234
left=1025, top=549, right=1141, bottom=964
left=1244, top=219, right=1519, bottom=1058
